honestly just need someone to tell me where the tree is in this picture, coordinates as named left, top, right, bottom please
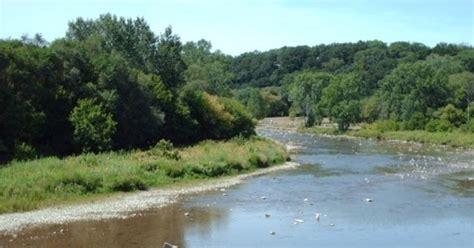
left=69, top=99, right=117, bottom=152
left=377, top=61, right=447, bottom=121
left=353, top=47, right=396, bottom=95
left=448, top=72, right=474, bottom=121
left=155, top=26, right=187, bottom=91
left=288, top=71, right=332, bottom=126
left=434, top=104, right=465, bottom=127
left=318, top=73, right=363, bottom=130
left=67, top=14, right=158, bottom=73
left=246, top=89, right=269, bottom=119
left=182, top=40, right=234, bottom=96
left=457, top=49, right=474, bottom=72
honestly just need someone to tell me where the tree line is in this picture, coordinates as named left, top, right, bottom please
left=229, top=40, right=474, bottom=132
left=1, top=14, right=473, bottom=162
left=0, top=14, right=255, bottom=162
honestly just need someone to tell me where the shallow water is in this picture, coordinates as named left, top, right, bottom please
left=2, top=128, right=474, bottom=247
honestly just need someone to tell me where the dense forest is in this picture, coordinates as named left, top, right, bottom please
left=1, top=14, right=473, bottom=162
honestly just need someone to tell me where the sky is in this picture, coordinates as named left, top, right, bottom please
left=0, top=0, right=472, bottom=55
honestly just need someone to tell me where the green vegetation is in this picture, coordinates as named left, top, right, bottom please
left=1, top=12, right=473, bottom=213
left=0, top=137, right=288, bottom=213
left=0, top=14, right=256, bottom=162
left=305, top=125, right=474, bottom=148
left=2, top=14, right=473, bottom=161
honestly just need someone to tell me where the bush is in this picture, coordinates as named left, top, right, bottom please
left=461, top=119, right=474, bottom=133
left=149, top=139, right=181, bottom=160
left=248, top=154, right=269, bottom=168
left=434, top=104, right=465, bottom=127
left=425, top=119, right=454, bottom=132
left=109, top=176, right=147, bottom=192
left=13, top=142, right=37, bottom=161
left=374, top=120, right=399, bottom=132
left=49, top=173, right=103, bottom=194
left=162, top=164, right=186, bottom=178
left=402, top=112, right=427, bottom=130
left=184, top=91, right=255, bottom=140
left=69, top=99, right=117, bottom=152
left=220, top=97, right=256, bottom=137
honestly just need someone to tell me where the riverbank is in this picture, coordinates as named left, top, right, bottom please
left=0, top=137, right=289, bottom=216
left=304, top=126, right=474, bottom=149
left=0, top=161, right=298, bottom=234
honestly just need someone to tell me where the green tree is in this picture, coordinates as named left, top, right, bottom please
left=318, top=73, right=363, bottom=130
left=288, top=71, right=332, bottom=126
left=377, top=61, right=447, bottom=121
left=69, top=99, right=117, bottom=152
left=457, top=49, right=474, bottom=72
left=353, top=47, right=396, bottom=95
left=448, top=72, right=474, bottom=121
left=155, top=26, right=187, bottom=91
left=434, top=104, right=465, bottom=127
left=246, top=89, right=269, bottom=119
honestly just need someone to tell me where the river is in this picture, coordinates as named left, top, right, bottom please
left=1, top=121, right=473, bottom=247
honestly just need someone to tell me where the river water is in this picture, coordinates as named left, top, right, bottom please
left=1, top=125, right=474, bottom=247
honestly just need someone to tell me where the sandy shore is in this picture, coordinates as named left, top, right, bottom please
left=0, top=162, right=299, bottom=234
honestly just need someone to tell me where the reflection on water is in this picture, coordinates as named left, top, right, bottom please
left=1, top=127, right=474, bottom=247
left=0, top=204, right=227, bottom=247
left=438, top=170, right=474, bottom=197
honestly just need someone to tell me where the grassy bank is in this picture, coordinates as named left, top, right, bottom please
left=305, top=126, right=474, bottom=148
left=0, top=137, right=288, bottom=214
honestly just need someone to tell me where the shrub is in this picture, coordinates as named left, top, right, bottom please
left=13, top=142, right=37, bottom=161
left=184, top=91, right=255, bottom=140
left=109, top=176, right=147, bottom=192
left=374, top=120, right=399, bottom=132
left=220, top=97, right=256, bottom=137
left=248, top=154, right=269, bottom=168
left=69, top=98, right=117, bottom=152
left=434, top=104, right=465, bottom=127
left=162, top=164, right=186, bottom=178
left=461, top=119, right=474, bottom=133
left=425, top=119, right=454, bottom=132
left=149, top=139, right=181, bottom=160
left=50, top=173, right=103, bottom=194
left=402, top=112, right=427, bottom=130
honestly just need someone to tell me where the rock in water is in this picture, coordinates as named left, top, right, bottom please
left=293, top=219, right=304, bottom=224
left=163, top=242, right=178, bottom=248
left=365, top=198, right=373, bottom=203
left=315, top=213, right=321, bottom=221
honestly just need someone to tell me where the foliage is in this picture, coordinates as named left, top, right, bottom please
left=462, top=119, right=474, bottom=133
left=246, top=88, right=270, bottom=119
left=149, top=140, right=181, bottom=161
left=318, top=73, right=363, bottom=131
left=69, top=99, right=117, bottom=152
left=1, top=13, right=474, bottom=161
left=434, top=104, right=465, bottom=127
left=377, top=61, right=447, bottom=121
left=401, top=112, right=427, bottom=130
left=425, top=119, right=454, bottom=132
left=0, top=137, right=287, bottom=213
left=288, top=71, right=332, bottom=126
left=373, top=120, right=399, bottom=132
left=13, top=142, right=38, bottom=161
left=184, top=91, right=255, bottom=141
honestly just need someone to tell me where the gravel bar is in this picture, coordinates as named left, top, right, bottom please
left=0, top=162, right=299, bottom=234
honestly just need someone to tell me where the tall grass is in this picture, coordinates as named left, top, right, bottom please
left=0, top=137, right=288, bottom=214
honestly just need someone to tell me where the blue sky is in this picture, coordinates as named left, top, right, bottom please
left=0, top=0, right=472, bottom=55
